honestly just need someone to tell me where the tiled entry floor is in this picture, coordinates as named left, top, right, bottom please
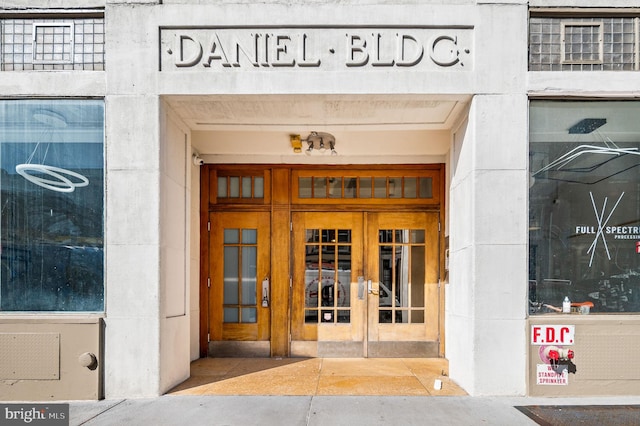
left=168, top=358, right=467, bottom=396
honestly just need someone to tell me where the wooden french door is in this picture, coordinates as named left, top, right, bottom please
left=291, top=211, right=440, bottom=357
left=208, top=211, right=271, bottom=356
left=291, top=212, right=364, bottom=356
left=365, top=212, right=440, bottom=357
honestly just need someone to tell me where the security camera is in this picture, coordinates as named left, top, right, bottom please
left=192, top=154, right=204, bottom=166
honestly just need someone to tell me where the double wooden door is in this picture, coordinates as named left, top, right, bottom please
left=291, top=211, right=440, bottom=357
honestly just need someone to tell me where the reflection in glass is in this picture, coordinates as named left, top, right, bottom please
left=305, top=254, right=320, bottom=308
left=377, top=228, right=427, bottom=324
left=313, top=177, right=326, bottom=198
left=389, top=177, right=402, bottom=198
left=379, top=230, right=393, bottom=243
left=337, top=230, right=351, bottom=243
left=529, top=101, right=640, bottom=314
left=396, top=229, right=408, bottom=243
left=323, top=245, right=336, bottom=268
left=329, top=177, right=342, bottom=198
left=396, top=245, right=409, bottom=308
left=379, top=309, right=392, bottom=323
left=345, top=178, right=357, bottom=198
left=411, top=230, right=425, bottom=243
left=0, top=99, right=105, bottom=311
left=322, top=229, right=335, bottom=243
left=305, top=310, right=318, bottom=323
left=303, top=227, right=352, bottom=324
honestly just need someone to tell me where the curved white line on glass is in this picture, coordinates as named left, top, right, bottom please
left=15, top=164, right=89, bottom=193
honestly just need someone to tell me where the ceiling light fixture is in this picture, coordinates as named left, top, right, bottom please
left=292, top=132, right=338, bottom=156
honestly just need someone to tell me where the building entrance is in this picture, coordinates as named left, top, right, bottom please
left=202, top=165, right=444, bottom=358
left=291, top=212, right=440, bottom=357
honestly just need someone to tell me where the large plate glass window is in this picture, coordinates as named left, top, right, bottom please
left=0, top=99, right=104, bottom=311
left=529, top=101, right=640, bottom=314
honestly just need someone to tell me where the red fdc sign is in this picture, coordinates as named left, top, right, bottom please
left=531, top=325, right=575, bottom=345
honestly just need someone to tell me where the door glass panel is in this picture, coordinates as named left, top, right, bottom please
left=218, top=177, right=228, bottom=198
left=379, top=309, right=392, bottom=323
left=223, top=227, right=258, bottom=324
left=411, top=246, right=425, bottom=308
left=299, top=177, right=312, bottom=198
left=242, top=177, right=252, bottom=198
left=411, top=229, right=425, bottom=243
left=404, top=177, right=417, bottom=198
left=344, top=178, right=357, bottom=198
left=229, top=177, right=240, bottom=198
left=224, top=229, right=239, bottom=244
left=223, top=247, right=239, bottom=304
left=396, top=245, right=410, bottom=308
left=224, top=307, right=238, bottom=322
left=329, top=177, right=342, bottom=198
left=242, top=229, right=257, bottom=244
left=374, top=177, right=387, bottom=198
left=254, top=177, right=264, bottom=198
left=242, top=307, right=257, bottom=323
left=419, top=177, right=433, bottom=198
left=360, top=178, right=372, bottom=198
left=242, top=246, right=257, bottom=305
left=379, top=230, right=392, bottom=243
left=304, top=226, right=351, bottom=324
left=411, top=310, right=424, bottom=323
left=305, top=234, right=320, bottom=322
left=313, top=177, right=327, bottom=198
left=323, top=245, right=336, bottom=271
left=378, top=228, right=427, bottom=324
left=389, top=177, right=402, bottom=198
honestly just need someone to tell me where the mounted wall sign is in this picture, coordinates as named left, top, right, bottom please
left=159, top=26, right=473, bottom=71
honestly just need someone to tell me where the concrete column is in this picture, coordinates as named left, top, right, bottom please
left=447, top=94, right=529, bottom=395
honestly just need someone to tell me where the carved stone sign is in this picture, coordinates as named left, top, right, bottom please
left=160, top=27, right=473, bottom=71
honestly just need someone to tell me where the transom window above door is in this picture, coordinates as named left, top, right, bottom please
left=292, top=168, right=441, bottom=206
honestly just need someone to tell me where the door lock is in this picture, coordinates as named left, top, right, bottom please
left=367, top=280, right=378, bottom=295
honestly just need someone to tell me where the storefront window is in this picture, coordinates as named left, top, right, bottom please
left=529, top=101, right=640, bottom=314
left=0, top=99, right=104, bottom=311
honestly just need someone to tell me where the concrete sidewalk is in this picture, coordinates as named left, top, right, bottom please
left=69, top=395, right=640, bottom=426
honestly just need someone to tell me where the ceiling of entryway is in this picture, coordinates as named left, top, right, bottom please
left=164, top=94, right=471, bottom=131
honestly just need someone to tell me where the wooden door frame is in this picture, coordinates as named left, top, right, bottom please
left=200, top=164, right=446, bottom=358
